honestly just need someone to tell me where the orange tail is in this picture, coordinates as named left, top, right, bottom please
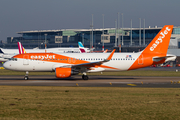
left=142, top=25, right=173, bottom=55
left=129, top=25, right=174, bottom=70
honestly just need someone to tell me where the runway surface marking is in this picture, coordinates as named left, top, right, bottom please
left=127, top=84, right=137, bottom=86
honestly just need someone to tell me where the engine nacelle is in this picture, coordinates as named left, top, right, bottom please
left=55, top=67, right=79, bottom=78
left=55, top=68, right=71, bottom=78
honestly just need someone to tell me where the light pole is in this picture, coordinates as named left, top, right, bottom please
left=143, top=19, right=145, bottom=45
left=91, top=14, right=93, bottom=51
left=45, top=34, right=47, bottom=53
left=118, top=12, right=121, bottom=52
left=139, top=18, right=141, bottom=46
left=115, top=19, right=117, bottom=47
left=82, top=33, right=84, bottom=45
left=121, top=13, right=124, bottom=45
left=102, top=14, right=104, bottom=51
left=130, top=19, right=132, bottom=46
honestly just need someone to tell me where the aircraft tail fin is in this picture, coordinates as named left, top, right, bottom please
left=18, top=42, right=26, bottom=54
left=0, top=48, right=4, bottom=54
left=142, top=25, right=173, bottom=55
left=78, top=42, right=86, bottom=53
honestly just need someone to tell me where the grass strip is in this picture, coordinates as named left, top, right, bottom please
left=0, top=86, right=180, bottom=120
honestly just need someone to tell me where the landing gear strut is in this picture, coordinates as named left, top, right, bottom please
left=24, top=71, right=29, bottom=80
left=82, top=72, right=88, bottom=80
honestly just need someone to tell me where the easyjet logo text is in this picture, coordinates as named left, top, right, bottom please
left=30, top=55, right=55, bottom=59
left=150, top=27, right=171, bottom=51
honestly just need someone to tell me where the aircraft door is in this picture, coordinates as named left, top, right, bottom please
left=138, top=55, right=143, bottom=65
left=23, top=55, right=29, bottom=65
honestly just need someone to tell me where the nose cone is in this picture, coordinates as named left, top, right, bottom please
left=3, top=61, right=11, bottom=70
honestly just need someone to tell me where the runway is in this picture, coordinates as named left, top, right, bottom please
left=0, top=75, right=180, bottom=88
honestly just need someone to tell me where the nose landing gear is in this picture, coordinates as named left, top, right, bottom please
left=24, top=71, right=29, bottom=80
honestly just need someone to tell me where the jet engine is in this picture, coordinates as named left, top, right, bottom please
left=55, top=67, right=79, bottom=78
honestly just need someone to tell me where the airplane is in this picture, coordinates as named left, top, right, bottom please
left=78, top=42, right=108, bottom=53
left=0, top=42, right=90, bottom=62
left=3, top=25, right=176, bottom=80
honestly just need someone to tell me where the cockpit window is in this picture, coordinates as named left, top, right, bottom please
left=10, top=58, right=17, bottom=61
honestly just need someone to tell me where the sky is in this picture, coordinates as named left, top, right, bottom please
left=0, top=0, right=180, bottom=42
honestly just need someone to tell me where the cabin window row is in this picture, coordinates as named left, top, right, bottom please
left=29, top=58, right=135, bottom=61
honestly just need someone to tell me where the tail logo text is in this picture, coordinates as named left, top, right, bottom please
left=150, top=27, right=171, bottom=51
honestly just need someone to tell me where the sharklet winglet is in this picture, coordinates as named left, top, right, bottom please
left=106, top=49, right=116, bottom=61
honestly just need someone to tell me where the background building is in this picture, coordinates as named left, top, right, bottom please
left=1, top=26, right=180, bottom=52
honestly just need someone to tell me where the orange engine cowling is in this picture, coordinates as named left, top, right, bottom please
left=55, top=68, right=71, bottom=78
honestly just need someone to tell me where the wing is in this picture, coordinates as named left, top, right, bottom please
left=53, top=49, right=115, bottom=70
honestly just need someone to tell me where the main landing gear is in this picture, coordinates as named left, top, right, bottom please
left=24, top=71, right=29, bottom=80
left=82, top=72, right=88, bottom=80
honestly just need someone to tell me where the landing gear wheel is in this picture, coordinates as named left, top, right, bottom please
left=24, top=71, right=29, bottom=80
left=24, top=76, right=29, bottom=80
left=82, top=75, right=89, bottom=80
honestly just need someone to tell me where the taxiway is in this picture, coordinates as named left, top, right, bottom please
left=0, top=75, right=179, bottom=88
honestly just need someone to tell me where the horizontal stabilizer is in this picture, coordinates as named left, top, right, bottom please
left=153, top=55, right=176, bottom=62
